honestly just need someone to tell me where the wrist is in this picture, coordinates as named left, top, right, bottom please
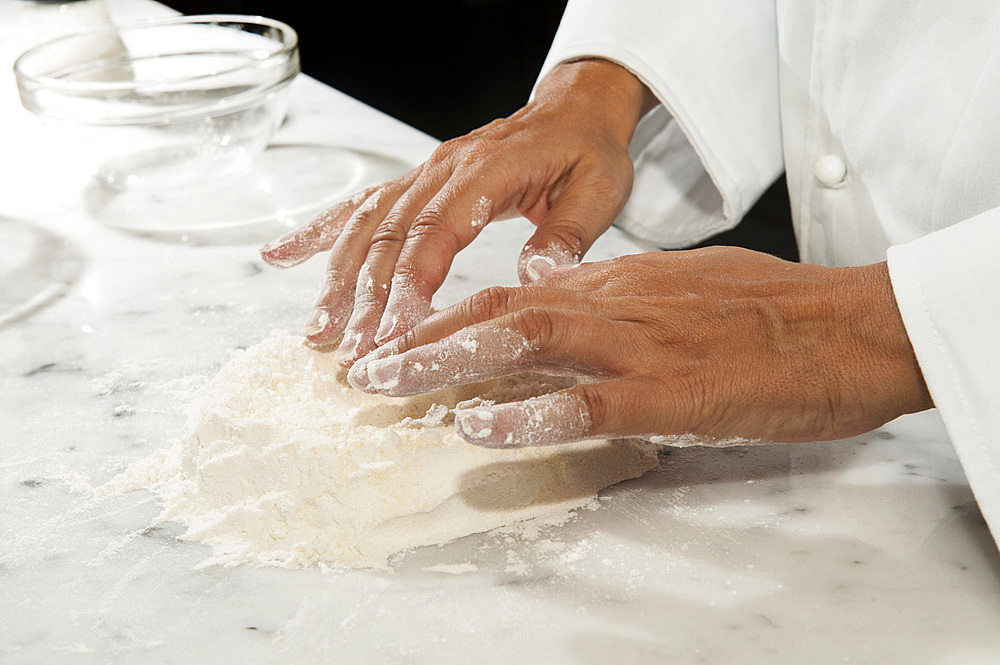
left=533, top=58, right=657, bottom=148
left=839, top=262, right=934, bottom=417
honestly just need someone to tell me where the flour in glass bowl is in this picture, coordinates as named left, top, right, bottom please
left=108, top=333, right=658, bottom=570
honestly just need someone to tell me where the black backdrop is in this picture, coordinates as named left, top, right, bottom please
left=164, top=0, right=567, bottom=140
left=164, top=0, right=797, bottom=260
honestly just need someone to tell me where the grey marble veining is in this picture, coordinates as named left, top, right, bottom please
left=2, top=1, right=999, bottom=663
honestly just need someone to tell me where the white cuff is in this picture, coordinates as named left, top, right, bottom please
left=535, top=0, right=784, bottom=247
left=888, top=210, right=1000, bottom=545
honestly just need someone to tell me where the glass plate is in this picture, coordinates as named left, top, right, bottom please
left=83, top=143, right=412, bottom=244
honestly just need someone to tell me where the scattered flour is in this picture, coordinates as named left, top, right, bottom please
left=469, top=195, right=491, bottom=230
left=105, top=334, right=658, bottom=570
left=420, top=562, right=480, bottom=575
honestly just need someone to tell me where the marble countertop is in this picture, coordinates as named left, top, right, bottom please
left=2, top=1, right=999, bottom=663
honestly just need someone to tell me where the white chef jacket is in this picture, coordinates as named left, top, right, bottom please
left=537, top=0, right=1000, bottom=547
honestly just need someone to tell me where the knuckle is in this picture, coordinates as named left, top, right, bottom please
left=466, top=286, right=518, bottom=323
left=476, top=116, right=510, bottom=133
left=410, top=201, right=446, bottom=232
left=428, top=126, right=512, bottom=173
left=512, top=306, right=557, bottom=350
left=395, top=328, right=420, bottom=355
left=545, top=225, right=588, bottom=259
left=368, top=214, right=409, bottom=251
left=458, top=137, right=502, bottom=168
left=429, top=138, right=461, bottom=163
left=583, top=157, right=634, bottom=209
left=575, top=383, right=609, bottom=433
left=410, top=207, right=462, bottom=253
left=322, top=264, right=348, bottom=285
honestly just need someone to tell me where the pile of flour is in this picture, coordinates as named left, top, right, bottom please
left=122, top=334, right=659, bottom=570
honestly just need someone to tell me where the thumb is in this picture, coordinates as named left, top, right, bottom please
left=516, top=170, right=627, bottom=284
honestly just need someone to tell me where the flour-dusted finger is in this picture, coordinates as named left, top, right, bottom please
left=348, top=282, right=605, bottom=392
left=258, top=184, right=381, bottom=268
left=454, top=377, right=675, bottom=448
left=364, top=325, right=536, bottom=396
left=364, top=308, right=626, bottom=397
left=347, top=162, right=464, bottom=350
left=302, top=183, right=410, bottom=344
left=372, top=163, right=525, bottom=345
left=516, top=164, right=630, bottom=284
left=336, top=261, right=389, bottom=364
left=454, top=390, right=591, bottom=448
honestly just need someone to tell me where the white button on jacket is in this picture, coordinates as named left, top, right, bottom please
left=813, top=155, right=847, bottom=188
left=537, top=0, right=1000, bottom=548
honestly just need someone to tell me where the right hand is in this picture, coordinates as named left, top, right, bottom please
left=258, top=59, right=656, bottom=365
left=348, top=249, right=933, bottom=448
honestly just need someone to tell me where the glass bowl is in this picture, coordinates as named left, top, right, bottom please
left=14, top=14, right=300, bottom=191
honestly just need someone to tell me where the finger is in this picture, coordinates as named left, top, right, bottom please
left=516, top=169, right=625, bottom=284
left=373, top=175, right=517, bottom=345
left=258, top=184, right=379, bottom=268
left=454, top=377, right=673, bottom=448
left=364, top=325, right=535, bottom=395
left=336, top=260, right=388, bottom=363
left=350, top=167, right=461, bottom=348
left=302, top=184, right=408, bottom=343
left=337, top=178, right=487, bottom=362
left=339, top=164, right=476, bottom=352
left=362, top=308, right=623, bottom=396
left=346, top=283, right=600, bottom=391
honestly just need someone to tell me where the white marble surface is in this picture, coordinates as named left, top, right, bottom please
left=2, top=1, right=999, bottom=663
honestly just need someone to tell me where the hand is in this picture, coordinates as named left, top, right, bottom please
left=347, top=247, right=933, bottom=447
left=258, top=59, right=655, bottom=365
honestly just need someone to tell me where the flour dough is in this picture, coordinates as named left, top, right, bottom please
left=147, top=334, right=659, bottom=569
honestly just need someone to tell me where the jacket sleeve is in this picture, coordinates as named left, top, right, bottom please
left=888, top=213, right=1000, bottom=544
left=535, top=0, right=784, bottom=247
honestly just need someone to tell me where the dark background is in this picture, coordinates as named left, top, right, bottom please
left=165, top=0, right=797, bottom=260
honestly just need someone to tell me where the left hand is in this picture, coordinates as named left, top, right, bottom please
left=257, top=59, right=652, bottom=364
left=347, top=247, right=933, bottom=447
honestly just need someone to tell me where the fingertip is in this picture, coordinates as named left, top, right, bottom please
left=347, top=362, right=376, bottom=392
left=336, top=330, right=362, bottom=364
left=517, top=243, right=580, bottom=285
left=523, top=255, right=557, bottom=283
left=259, top=236, right=308, bottom=269
left=374, top=276, right=431, bottom=345
left=366, top=355, right=402, bottom=393
left=302, top=306, right=348, bottom=345
left=337, top=304, right=382, bottom=368
left=454, top=408, right=517, bottom=448
left=346, top=341, right=399, bottom=392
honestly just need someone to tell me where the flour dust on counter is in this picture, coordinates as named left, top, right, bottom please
left=100, top=333, right=659, bottom=570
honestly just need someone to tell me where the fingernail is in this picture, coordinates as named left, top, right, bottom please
left=375, top=276, right=429, bottom=344
left=373, top=317, right=392, bottom=345
left=347, top=350, right=377, bottom=390
left=374, top=295, right=406, bottom=344
left=259, top=236, right=306, bottom=268
left=455, top=408, right=497, bottom=442
left=524, top=255, right=557, bottom=282
left=337, top=331, right=359, bottom=357
left=373, top=320, right=397, bottom=345
left=303, top=308, right=330, bottom=337
left=367, top=355, right=402, bottom=391
left=347, top=358, right=374, bottom=391
left=259, top=232, right=288, bottom=252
